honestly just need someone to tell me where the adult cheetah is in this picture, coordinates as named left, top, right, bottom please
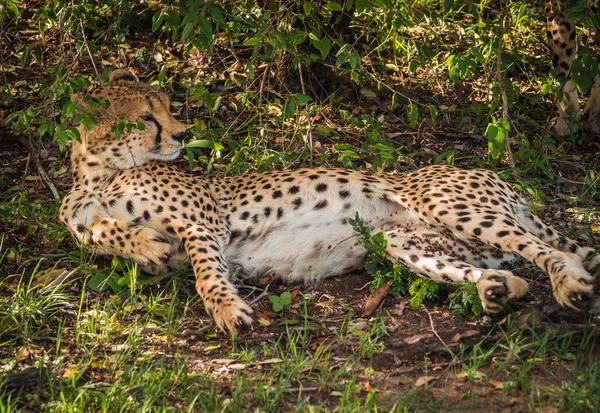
left=545, top=0, right=600, bottom=136
left=60, top=69, right=599, bottom=336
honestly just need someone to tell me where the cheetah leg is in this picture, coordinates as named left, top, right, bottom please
left=87, top=218, right=174, bottom=273
left=519, top=212, right=600, bottom=272
left=173, top=222, right=253, bottom=336
left=581, top=74, right=600, bottom=135
left=428, top=212, right=595, bottom=312
left=384, top=232, right=528, bottom=311
left=545, top=2, right=580, bottom=137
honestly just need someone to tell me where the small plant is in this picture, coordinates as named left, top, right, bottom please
left=269, top=291, right=292, bottom=314
left=448, top=281, right=483, bottom=317
left=86, top=257, right=147, bottom=296
left=349, top=212, right=441, bottom=308
left=350, top=212, right=484, bottom=315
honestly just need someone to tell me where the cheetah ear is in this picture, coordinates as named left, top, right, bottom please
left=109, top=69, right=139, bottom=84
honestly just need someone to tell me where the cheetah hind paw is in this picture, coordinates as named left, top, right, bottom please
left=551, top=265, right=596, bottom=312
left=209, top=294, right=254, bottom=337
left=476, top=270, right=529, bottom=313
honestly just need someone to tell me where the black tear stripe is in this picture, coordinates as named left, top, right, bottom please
left=145, top=98, right=163, bottom=152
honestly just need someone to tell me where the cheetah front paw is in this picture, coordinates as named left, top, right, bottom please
left=207, top=293, right=254, bottom=337
left=476, top=270, right=529, bottom=313
left=551, top=266, right=595, bottom=312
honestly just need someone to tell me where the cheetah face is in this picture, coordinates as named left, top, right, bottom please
left=72, top=70, right=188, bottom=170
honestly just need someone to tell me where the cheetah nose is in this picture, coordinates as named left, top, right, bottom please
left=172, top=131, right=190, bottom=144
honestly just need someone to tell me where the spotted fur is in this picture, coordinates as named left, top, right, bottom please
left=60, top=71, right=600, bottom=336
left=545, top=1, right=600, bottom=136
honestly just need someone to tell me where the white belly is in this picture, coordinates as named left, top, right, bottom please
left=224, top=202, right=409, bottom=283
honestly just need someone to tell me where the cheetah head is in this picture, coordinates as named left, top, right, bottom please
left=70, top=69, right=188, bottom=173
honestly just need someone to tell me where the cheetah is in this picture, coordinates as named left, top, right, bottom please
left=545, top=0, right=600, bottom=136
left=60, top=69, right=600, bottom=336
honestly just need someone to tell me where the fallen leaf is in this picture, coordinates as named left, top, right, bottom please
left=257, top=272, right=275, bottom=286
left=456, top=370, right=487, bottom=380
left=259, top=358, right=282, bottom=365
left=363, top=282, right=391, bottom=317
left=214, top=358, right=236, bottom=365
left=415, top=375, right=437, bottom=387
left=15, top=346, right=30, bottom=362
left=403, top=333, right=433, bottom=344
left=33, top=268, right=68, bottom=286
left=203, top=345, right=221, bottom=352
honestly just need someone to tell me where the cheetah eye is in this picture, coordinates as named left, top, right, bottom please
left=141, top=113, right=157, bottom=124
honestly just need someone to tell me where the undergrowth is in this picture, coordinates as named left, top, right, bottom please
left=349, top=212, right=482, bottom=315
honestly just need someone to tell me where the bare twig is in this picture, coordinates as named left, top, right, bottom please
left=248, top=283, right=271, bottom=305
left=37, top=157, right=60, bottom=201
left=295, top=55, right=314, bottom=164
left=173, top=325, right=214, bottom=338
left=424, top=308, right=457, bottom=359
left=496, top=11, right=515, bottom=168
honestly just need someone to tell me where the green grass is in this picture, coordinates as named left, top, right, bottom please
left=1, top=240, right=600, bottom=412
left=2, top=0, right=600, bottom=411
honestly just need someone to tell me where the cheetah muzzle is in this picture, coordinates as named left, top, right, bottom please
left=60, top=70, right=600, bottom=336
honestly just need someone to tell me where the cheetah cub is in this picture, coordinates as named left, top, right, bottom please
left=60, top=70, right=600, bottom=336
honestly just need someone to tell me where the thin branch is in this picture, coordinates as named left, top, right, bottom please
left=295, top=55, right=314, bottom=164
left=496, top=11, right=515, bottom=168
left=248, top=283, right=271, bottom=305
left=424, top=307, right=457, bottom=359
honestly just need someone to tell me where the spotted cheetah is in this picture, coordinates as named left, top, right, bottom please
left=60, top=69, right=600, bottom=336
left=545, top=1, right=600, bottom=136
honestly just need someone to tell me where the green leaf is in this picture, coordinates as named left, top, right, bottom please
left=181, top=22, right=195, bottom=43
left=243, top=37, right=259, bottom=47
left=350, top=49, right=360, bottom=69
left=280, top=291, right=291, bottom=305
left=317, top=37, right=331, bottom=60
left=181, top=8, right=199, bottom=26
left=288, top=29, right=306, bottom=46
left=196, top=17, right=213, bottom=50
left=39, top=123, right=49, bottom=137
left=87, top=272, right=121, bottom=293
left=186, top=139, right=224, bottom=151
left=355, top=0, right=367, bottom=12
left=165, top=9, right=180, bottom=29
left=335, top=43, right=352, bottom=66
left=326, top=1, right=343, bottom=11
left=407, top=103, right=418, bottom=127
left=63, top=101, right=76, bottom=118
left=428, top=105, right=438, bottom=123
left=293, top=93, right=312, bottom=104
left=206, top=3, right=225, bottom=23
left=152, top=11, right=165, bottom=32
left=485, top=121, right=508, bottom=159
left=303, top=3, right=313, bottom=14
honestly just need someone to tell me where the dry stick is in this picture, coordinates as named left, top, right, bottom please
left=424, top=307, right=457, bottom=359
left=37, top=158, right=61, bottom=201
left=496, top=13, right=515, bottom=168
left=79, top=20, right=103, bottom=84
left=296, top=59, right=314, bottom=164
left=248, top=283, right=271, bottom=305
left=258, top=61, right=272, bottom=125
left=18, top=136, right=60, bottom=201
